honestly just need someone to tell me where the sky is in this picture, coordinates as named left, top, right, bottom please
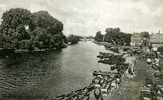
left=0, top=0, right=163, bottom=36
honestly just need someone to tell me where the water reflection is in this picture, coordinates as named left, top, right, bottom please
left=0, top=41, right=109, bottom=98
left=0, top=51, right=62, bottom=97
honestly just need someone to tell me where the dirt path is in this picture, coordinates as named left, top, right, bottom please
left=110, top=56, right=152, bottom=100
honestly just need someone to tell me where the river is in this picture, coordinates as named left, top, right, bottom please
left=0, top=41, right=110, bottom=98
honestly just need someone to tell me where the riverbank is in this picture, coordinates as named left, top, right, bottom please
left=0, top=46, right=67, bottom=55
left=110, top=55, right=150, bottom=100
left=110, top=50, right=163, bottom=100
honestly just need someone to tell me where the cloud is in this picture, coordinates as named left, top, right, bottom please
left=0, top=0, right=163, bottom=36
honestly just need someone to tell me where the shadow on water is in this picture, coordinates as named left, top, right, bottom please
left=0, top=50, right=63, bottom=98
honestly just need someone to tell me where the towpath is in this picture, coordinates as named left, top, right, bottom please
left=110, top=56, right=154, bottom=100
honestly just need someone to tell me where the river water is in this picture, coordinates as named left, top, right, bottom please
left=0, top=41, right=110, bottom=98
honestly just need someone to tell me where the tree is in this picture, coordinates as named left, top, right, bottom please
left=31, top=11, right=65, bottom=49
left=0, top=8, right=33, bottom=49
left=16, top=25, right=30, bottom=40
left=32, top=11, right=63, bottom=35
left=105, top=27, right=120, bottom=33
left=0, top=8, right=66, bottom=50
left=123, top=33, right=131, bottom=46
left=1, top=8, right=33, bottom=31
left=30, top=27, right=50, bottom=49
left=67, top=35, right=80, bottom=44
left=95, top=31, right=103, bottom=42
left=104, top=27, right=131, bottom=46
left=141, top=32, right=150, bottom=38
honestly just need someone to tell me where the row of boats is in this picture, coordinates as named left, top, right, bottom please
left=54, top=85, right=94, bottom=100
left=97, top=52, right=125, bottom=65
left=54, top=69, right=128, bottom=100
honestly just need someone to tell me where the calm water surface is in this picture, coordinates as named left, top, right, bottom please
left=0, top=41, right=110, bottom=98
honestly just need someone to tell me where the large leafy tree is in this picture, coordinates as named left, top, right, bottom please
left=104, top=27, right=131, bottom=46
left=30, top=27, right=50, bottom=49
left=67, top=34, right=80, bottom=44
left=141, top=32, right=150, bottom=38
left=1, top=8, right=33, bottom=32
left=0, top=8, right=33, bottom=49
left=0, top=8, right=66, bottom=50
left=32, top=11, right=63, bottom=35
left=31, top=11, right=65, bottom=49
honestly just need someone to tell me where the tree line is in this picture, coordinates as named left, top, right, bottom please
left=95, top=28, right=131, bottom=46
left=67, top=35, right=81, bottom=45
left=0, top=8, right=67, bottom=51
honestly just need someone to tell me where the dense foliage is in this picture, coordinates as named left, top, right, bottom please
left=94, top=31, right=103, bottom=42
left=95, top=27, right=131, bottom=46
left=141, top=32, right=150, bottom=38
left=0, top=8, right=66, bottom=50
left=104, top=28, right=131, bottom=46
left=67, top=35, right=81, bottom=44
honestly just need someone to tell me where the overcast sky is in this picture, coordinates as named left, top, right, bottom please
left=0, top=0, right=163, bottom=36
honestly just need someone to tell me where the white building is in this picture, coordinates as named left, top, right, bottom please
left=150, top=33, right=163, bottom=48
left=130, top=33, right=143, bottom=47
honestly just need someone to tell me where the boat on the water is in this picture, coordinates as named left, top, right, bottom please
left=92, top=71, right=119, bottom=77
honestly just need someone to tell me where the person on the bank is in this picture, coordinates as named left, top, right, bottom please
left=124, top=53, right=136, bottom=78
left=89, top=88, right=104, bottom=100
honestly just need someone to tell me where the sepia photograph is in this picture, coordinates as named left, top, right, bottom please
left=0, top=0, right=163, bottom=100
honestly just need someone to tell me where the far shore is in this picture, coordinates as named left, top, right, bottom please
left=0, top=47, right=61, bottom=54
